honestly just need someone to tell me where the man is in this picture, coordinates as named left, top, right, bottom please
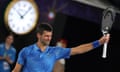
left=53, top=38, right=68, bottom=72
left=0, top=33, right=16, bottom=72
left=12, top=23, right=110, bottom=72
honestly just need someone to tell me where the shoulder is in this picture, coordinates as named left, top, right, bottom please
left=0, top=43, right=4, bottom=50
left=48, top=46, right=57, bottom=49
left=19, top=44, right=34, bottom=55
left=0, top=43, right=4, bottom=48
left=48, top=46, right=60, bottom=51
left=11, top=46, right=16, bottom=53
left=49, top=46, right=71, bottom=51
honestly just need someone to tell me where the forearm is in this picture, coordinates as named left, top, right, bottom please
left=0, top=56, right=4, bottom=60
left=5, top=56, right=14, bottom=64
left=7, top=59, right=13, bottom=64
left=71, top=42, right=95, bottom=55
left=0, top=56, right=13, bottom=64
left=71, top=34, right=109, bottom=55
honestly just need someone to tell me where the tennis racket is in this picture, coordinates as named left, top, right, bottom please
left=101, top=7, right=116, bottom=58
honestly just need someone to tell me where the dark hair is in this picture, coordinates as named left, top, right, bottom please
left=4, top=32, right=14, bottom=42
left=36, top=23, right=53, bottom=34
left=5, top=32, right=14, bottom=39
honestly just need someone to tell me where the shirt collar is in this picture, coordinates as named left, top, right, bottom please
left=33, top=43, right=49, bottom=52
left=4, top=43, right=12, bottom=50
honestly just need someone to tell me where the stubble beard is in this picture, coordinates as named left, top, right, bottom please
left=41, top=40, right=50, bottom=46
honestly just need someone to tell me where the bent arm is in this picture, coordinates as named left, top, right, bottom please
left=12, top=63, right=22, bottom=72
left=0, top=56, right=4, bottom=60
left=5, top=56, right=13, bottom=64
left=0, top=56, right=13, bottom=64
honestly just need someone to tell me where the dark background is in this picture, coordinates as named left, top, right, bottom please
left=0, top=0, right=120, bottom=72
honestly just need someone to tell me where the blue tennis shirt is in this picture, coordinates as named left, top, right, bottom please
left=0, top=43, right=16, bottom=72
left=17, top=43, right=71, bottom=72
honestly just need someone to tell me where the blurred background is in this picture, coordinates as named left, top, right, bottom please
left=0, top=0, right=120, bottom=72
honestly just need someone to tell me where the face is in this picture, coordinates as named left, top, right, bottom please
left=37, top=31, right=52, bottom=46
left=5, top=35, right=14, bottom=45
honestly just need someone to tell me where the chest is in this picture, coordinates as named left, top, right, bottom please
left=23, top=51, right=56, bottom=72
left=30, top=52, right=55, bottom=60
left=0, top=48, right=12, bottom=57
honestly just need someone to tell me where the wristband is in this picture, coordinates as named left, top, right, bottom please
left=92, top=40, right=100, bottom=48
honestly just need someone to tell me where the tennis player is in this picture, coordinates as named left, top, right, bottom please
left=12, top=23, right=110, bottom=72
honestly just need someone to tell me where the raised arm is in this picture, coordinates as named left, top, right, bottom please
left=71, top=34, right=110, bottom=55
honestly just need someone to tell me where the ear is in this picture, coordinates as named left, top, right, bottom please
left=37, top=33, right=41, bottom=38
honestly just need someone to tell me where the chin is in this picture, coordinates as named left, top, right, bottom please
left=44, top=42, right=50, bottom=46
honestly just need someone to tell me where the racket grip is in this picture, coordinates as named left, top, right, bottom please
left=102, top=42, right=108, bottom=58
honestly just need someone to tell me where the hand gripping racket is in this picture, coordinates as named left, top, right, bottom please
left=101, top=7, right=116, bottom=58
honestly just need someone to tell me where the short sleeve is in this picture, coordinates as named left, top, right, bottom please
left=17, top=48, right=26, bottom=65
left=55, top=47, right=71, bottom=60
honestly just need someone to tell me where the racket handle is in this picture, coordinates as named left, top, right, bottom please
left=102, top=42, right=108, bottom=58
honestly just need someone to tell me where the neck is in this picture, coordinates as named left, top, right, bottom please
left=5, top=43, right=11, bottom=50
left=37, top=42, right=47, bottom=52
